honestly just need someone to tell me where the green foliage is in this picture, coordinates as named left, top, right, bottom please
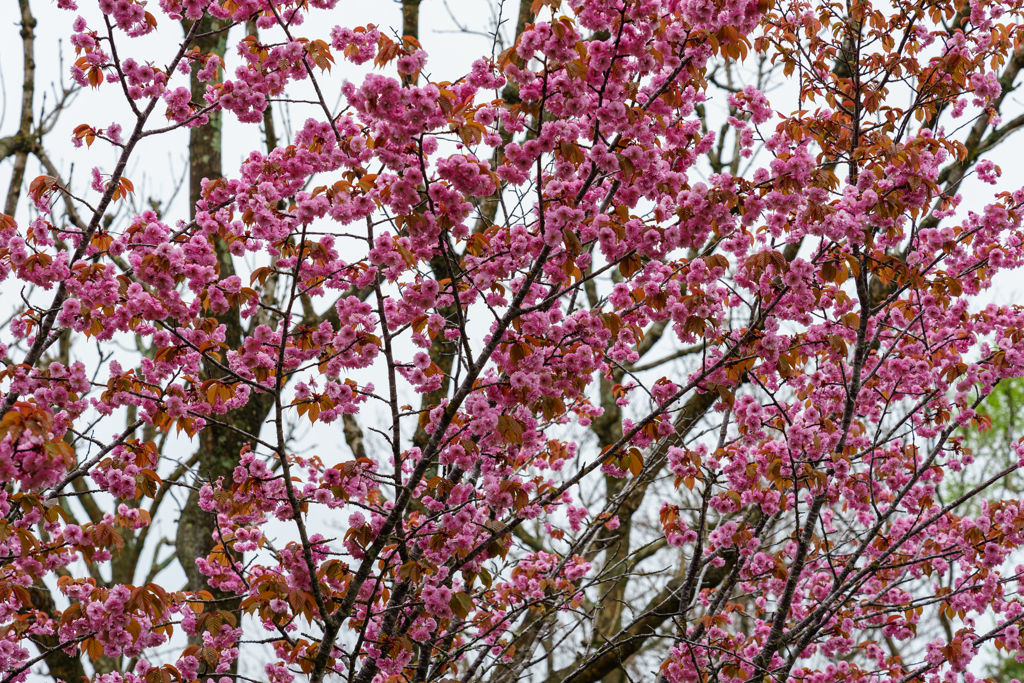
left=988, top=654, right=1024, bottom=683
left=945, top=379, right=1024, bottom=509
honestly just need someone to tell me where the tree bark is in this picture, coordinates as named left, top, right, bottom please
left=4, top=0, right=37, bottom=216
left=174, top=9, right=248, bottom=622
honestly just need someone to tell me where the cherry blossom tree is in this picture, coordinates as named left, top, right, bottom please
left=2, top=0, right=1024, bottom=682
